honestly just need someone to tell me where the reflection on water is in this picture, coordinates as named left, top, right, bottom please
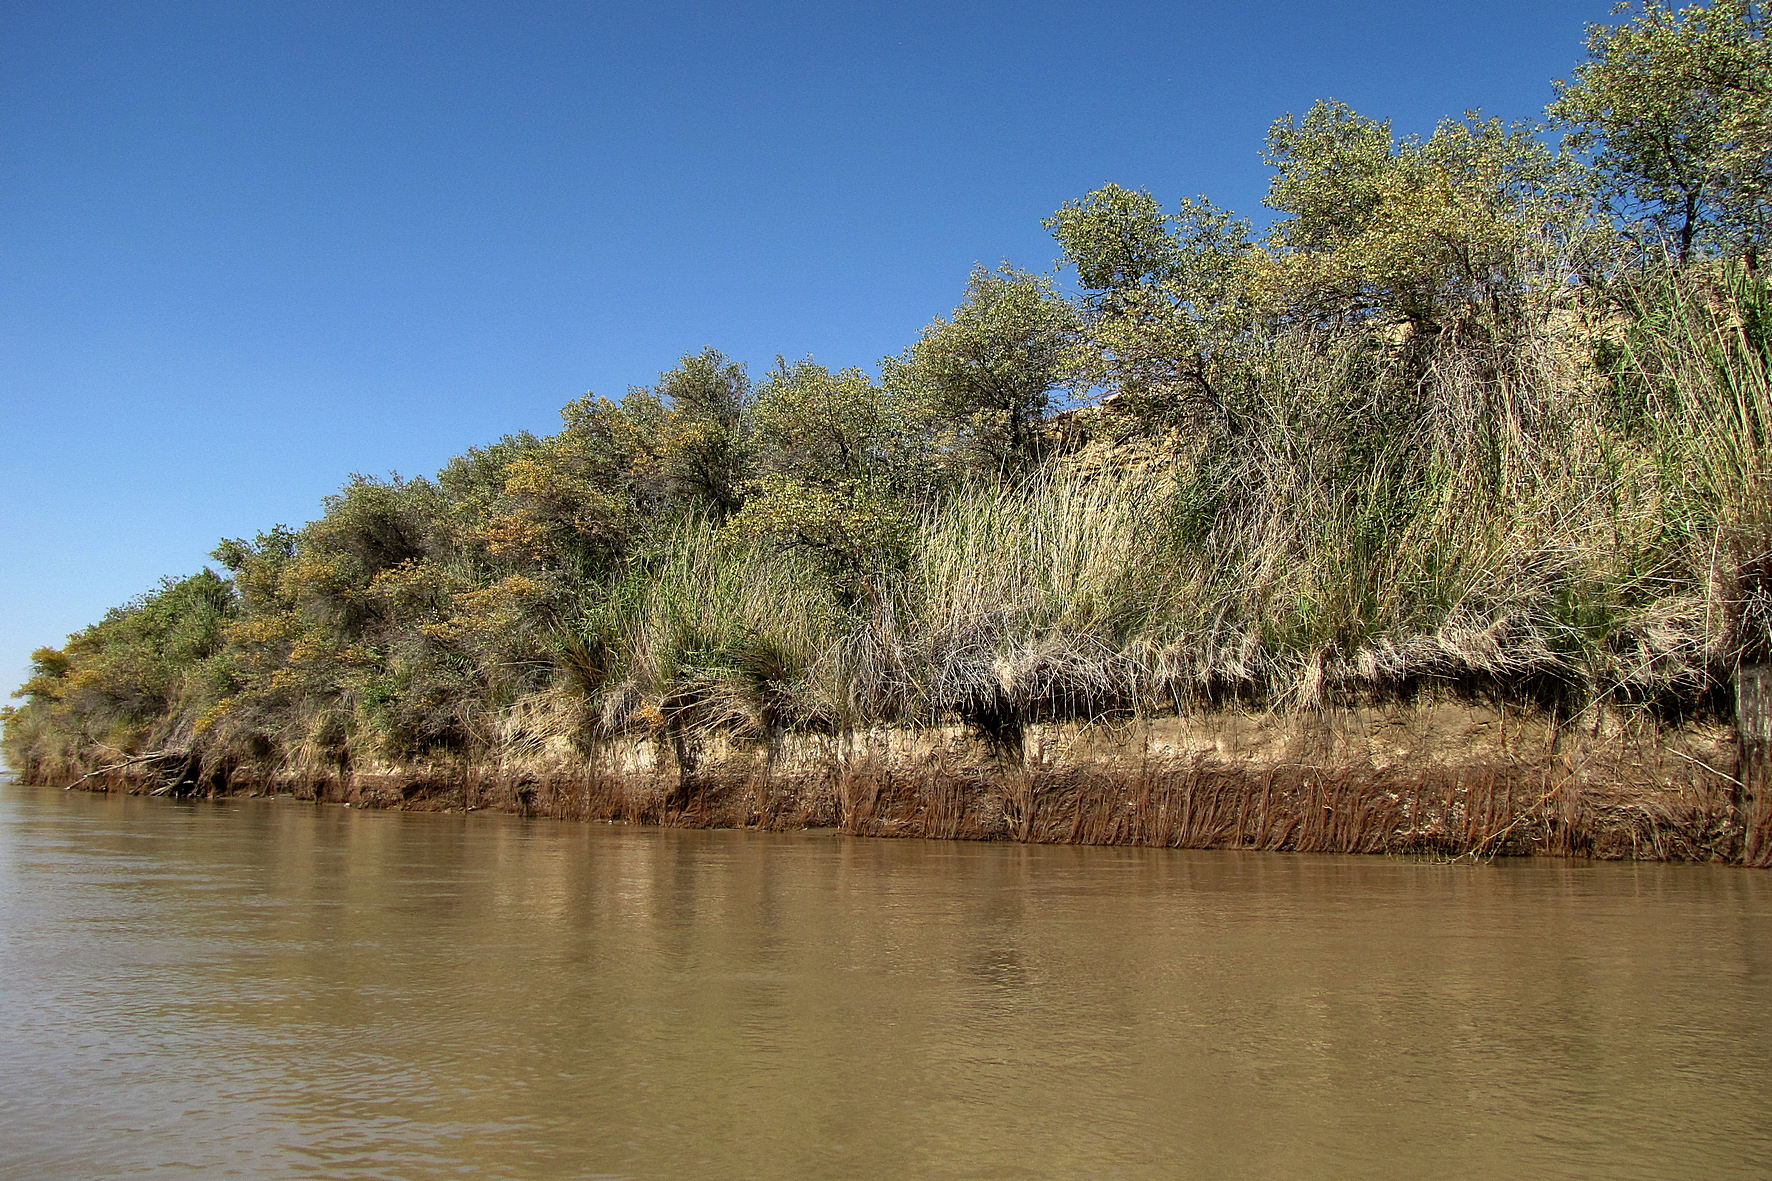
left=0, top=780, right=1768, bottom=1180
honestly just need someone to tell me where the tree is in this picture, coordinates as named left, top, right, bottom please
left=1550, top=0, right=1772, bottom=265
left=437, top=433, right=545, bottom=524
left=1046, top=185, right=1257, bottom=427
left=1260, top=101, right=1572, bottom=332
left=728, top=359, right=925, bottom=600
left=653, top=348, right=753, bottom=518
left=1263, top=102, right=1398, bottom=261
left=473, top=390, right=667, bottom=579
left=884, top=265, right=1081, bottom=473
left=17, top=570, right=237, bottom=740
left=1045, top=183, right=1182, bottom=296
left=12, top=647, right=71, bottom=705
left=746, top=358, right=917, bottom=487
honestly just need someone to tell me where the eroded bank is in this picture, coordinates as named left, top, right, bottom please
left=32, top=699, right=1770, bottom=865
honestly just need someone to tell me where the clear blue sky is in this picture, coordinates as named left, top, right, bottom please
left=2, top=0, right=1615, bottom=697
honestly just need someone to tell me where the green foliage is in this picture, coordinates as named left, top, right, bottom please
left=306, top=478, right=445, bottom=598
left=1263, top=101, right=1399, bottom=256
left=1045, top=183, right=1181, bottom=295
left=517, top=391, right=667, bottom=572
left=728, top=472, right=914, bottom=603
left=1551, top=0, right=1772, bottom=264
left=1261, top=101, right=1576, bottom=332
left=730, top=358, right=927, bottom=601
left=437, top=433, right=545, bottom=523
left=885, top=265, right=1082, bottom=473
left=747, top=357, right=917, bottom=486
left=211, top=526, right=297, bottom=613
left=5, top=569, right=236, bottom=757
left=14, top=646, right=71, bottom=704
left=652, top=348, right=754, bottom=518
left=1048, top=187, right=1258, bottom=425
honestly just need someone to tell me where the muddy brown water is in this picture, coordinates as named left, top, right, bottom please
left=1, top=780, right=1768, bottom=1180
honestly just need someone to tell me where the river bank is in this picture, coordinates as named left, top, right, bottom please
left=30, top=698, right=1766, bottom=864
left=13, top=18, right=1772, bottom=882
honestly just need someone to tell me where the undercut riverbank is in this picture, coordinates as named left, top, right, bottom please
left=28, top=699, right=1769, bottom=865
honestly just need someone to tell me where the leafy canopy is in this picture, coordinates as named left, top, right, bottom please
left=1551, top=0, right=1772, bottom=263
left=1261, top=101, right=1573, bottom=331
left=885, top=264, right=1081, bottom=474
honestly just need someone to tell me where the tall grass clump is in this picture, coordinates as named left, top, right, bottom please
left=597, top=520, right=848, bottom=741
left=909, top=468, right=1178, bottom=734
left=838, top=266, right=1772, bottom=730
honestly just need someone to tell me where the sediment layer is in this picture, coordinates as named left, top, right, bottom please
left=30, top=701, right=1769, bottom=865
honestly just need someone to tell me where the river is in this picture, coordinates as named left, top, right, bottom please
left=1, top=779, right=1768, bottom=1179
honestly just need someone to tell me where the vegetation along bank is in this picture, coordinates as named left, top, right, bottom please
left=9, top=2, right=1772, bottom=863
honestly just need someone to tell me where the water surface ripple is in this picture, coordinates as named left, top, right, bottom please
left=1, top=782, right=1767, bottom=1179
